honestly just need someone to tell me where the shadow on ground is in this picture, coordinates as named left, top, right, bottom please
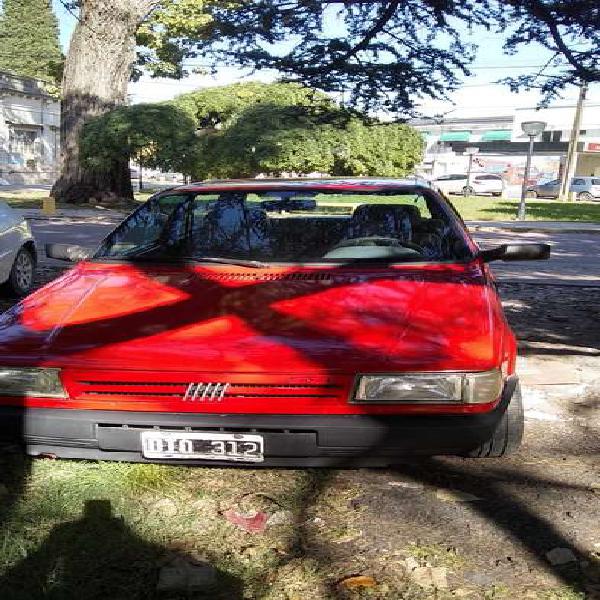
left=0, top=499, right=243, bottom=599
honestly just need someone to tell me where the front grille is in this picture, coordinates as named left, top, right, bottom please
left=200, top=271, right=335, bottom=282
left=68, top=378, right=344, bottom=402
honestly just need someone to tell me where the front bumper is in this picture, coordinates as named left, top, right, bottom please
left=0, top=377, right=518, bottom=467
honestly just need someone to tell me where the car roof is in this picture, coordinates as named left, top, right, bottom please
left=163, top=176, right=435, bottom=194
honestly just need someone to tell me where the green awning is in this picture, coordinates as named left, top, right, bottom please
left=439, top=130, right=471, bottom=142
left=481, top=130, right=512, bottom=142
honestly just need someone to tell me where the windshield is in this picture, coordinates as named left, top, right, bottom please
left=94, top=188, right=472, bottom=264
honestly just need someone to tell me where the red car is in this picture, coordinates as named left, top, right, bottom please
left=0, top=179, right=549, bottom=466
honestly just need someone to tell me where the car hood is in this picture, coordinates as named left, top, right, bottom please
left=0, top=261, right=503, bottom=373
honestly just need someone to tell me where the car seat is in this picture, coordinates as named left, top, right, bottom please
left=193, top=194, right=273, bottom=255
left=342, top=204, right=414, bottom=242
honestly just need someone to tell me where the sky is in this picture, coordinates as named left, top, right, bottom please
left=51, top=1, right=599, bottom=119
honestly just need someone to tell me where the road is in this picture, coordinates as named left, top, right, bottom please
left=474, top=229, right=600, bottom=285
left=29, top=217, right=600, bottom=285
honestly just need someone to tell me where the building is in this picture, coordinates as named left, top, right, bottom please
left=0, top=71, right=60, bottom=185
left=410, top=102, right=600, bottom=186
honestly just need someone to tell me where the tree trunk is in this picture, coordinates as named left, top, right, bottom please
left=52, top=0, right=156, bottom=204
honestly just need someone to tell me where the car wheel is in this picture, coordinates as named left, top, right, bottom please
left=462, top=186, right=475, bottom=196
left=577, top=191, right=593, bottom=201
left=467, top=384, right=524, bottom=458
left=492, top=192, right=502, bottom=197
left=6, top=247, right=35, bottom=296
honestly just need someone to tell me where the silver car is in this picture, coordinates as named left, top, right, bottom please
left=0, top=201, right=36, bottom=295
left=527, top=176, right=600, bottom=200
left=434, top=173, right=505, bottom=197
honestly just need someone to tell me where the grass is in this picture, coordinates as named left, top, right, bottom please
left=405, top=542, right=466, bottom=570
left=446, top=195, right=600, bottom=222
left=0, top=190, right=56, bottom=209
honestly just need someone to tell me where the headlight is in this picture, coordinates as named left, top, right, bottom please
left=353, top=370, right=503, bottom=404
left=0, top=367, right=66, bottom=398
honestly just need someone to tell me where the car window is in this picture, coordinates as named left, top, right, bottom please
left=592, top=179, right=600, bottom=185
left=450, top=174, right=467, bottom=180
left=475, top=174, right=501, bottom=181
left=96, top=194, right=192, bottom=257
left=95, top=188, right=472, bottom=264
left=572, top=178, right=586, bottom=185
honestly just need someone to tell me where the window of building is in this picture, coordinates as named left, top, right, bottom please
left=552, top=130, right=562, bottom=142
left=9, top=126, right=40, bottom=158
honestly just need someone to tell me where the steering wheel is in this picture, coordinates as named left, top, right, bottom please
left=332, top=236, right=423, bottom=252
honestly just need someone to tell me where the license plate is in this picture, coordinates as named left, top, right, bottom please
left=141, top=431, right=264, bottom=462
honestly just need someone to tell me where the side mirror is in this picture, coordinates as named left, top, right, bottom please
left=45, top=243, right=92, bottom=262
left=480, top=243, right=551, bottom=263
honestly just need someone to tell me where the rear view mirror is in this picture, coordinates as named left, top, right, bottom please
left=45, top=243, right=92, bottom=262
left=480, top=243, right=551, bottom=262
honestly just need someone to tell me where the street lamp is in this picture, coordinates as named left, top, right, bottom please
left=518, top=120, right=546, bottom=220
left=463, top=146, right=479, bottom=196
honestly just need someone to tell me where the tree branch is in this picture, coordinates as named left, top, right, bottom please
left=527, top=0, right=592, bottom=79
left=335, top=1, right=400, bottom=64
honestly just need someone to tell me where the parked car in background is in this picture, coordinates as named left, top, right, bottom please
left=527, top=176, right=600, bottom=200
left=434, top=173, right=504, bottom=197
left=0, top=201, right=36, bottom=296
left=0, top=178, right=550, bottom=465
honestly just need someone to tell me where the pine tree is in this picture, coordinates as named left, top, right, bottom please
left=0, top=0, right=62, bottom=82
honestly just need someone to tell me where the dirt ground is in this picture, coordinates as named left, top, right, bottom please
left=0, top=269, right=599, bottom=599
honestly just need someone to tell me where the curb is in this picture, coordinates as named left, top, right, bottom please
left=496, top=279, right=600, bottom=288
left=468, top=224, right=600, bottom=235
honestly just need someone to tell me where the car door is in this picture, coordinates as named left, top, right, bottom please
left=473, top=175, right=502, bottom=194
left=438, top=174, right=467, bottom=194
left=0, top=202, right=22, bottom=283
left=538, top=179, right=560, bottom=198
left=569, top=178, right=587, bottom=195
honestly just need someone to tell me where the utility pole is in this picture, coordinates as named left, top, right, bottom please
left=559, top=80, right=588, bottom=200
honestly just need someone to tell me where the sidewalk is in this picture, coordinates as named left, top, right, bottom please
left=467, top=220, right=600, bottom=234
left=18, top=207, right=126, bottom=222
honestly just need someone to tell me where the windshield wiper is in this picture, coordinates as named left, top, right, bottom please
left=182, top=256, right=269, bottom=269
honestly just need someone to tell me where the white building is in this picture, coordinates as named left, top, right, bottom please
left=410, top=102, right=600, bottom=186
left=0, top=71, right=60, bottom=185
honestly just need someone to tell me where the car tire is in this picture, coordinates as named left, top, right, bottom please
left=5, top=246, right=35, bottom=296
left=462, top=186, right=475, bottom=196
left=467, top=383, right=524, bottom=458
left=577, top=191, right=593, bottom=201
left=492, top=192, right=502, bottom=197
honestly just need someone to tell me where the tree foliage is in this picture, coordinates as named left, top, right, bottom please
left=83, top=82, right=423, bottom=180
left=0, top=0, right=63, bottom=82
left=133, top=0, right=214, bottom=80
left=498, top=1, right=600, bottom=103
left=80, top=103, right=198, bottom=176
